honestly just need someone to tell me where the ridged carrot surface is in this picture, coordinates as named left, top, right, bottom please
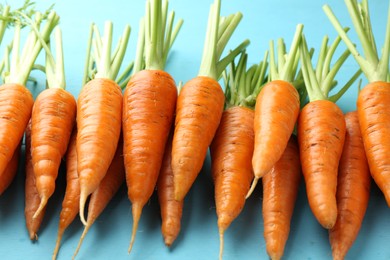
left=263, top=136, right=301, bottom=260
left=298, top=99, right=346, bottom=229
left=172, top=76, right=225, bottom=201
left=329, top=111, right=371, bottom=260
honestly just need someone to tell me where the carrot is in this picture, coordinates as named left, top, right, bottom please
left=52, top=130, right=78, bottom=260
left=24, top=122, right=46, bottom=241
left=123, top=0, right=183, bottom=252
left=73, top=138, right=125, bottom=259
left=172, top=0, right=249, bottom=202
left=157, top=130, right=183, bottom=247
left=0, top=11, right=59, bottom=179
left=32, top=27, right=77, bottom=218
left=246, top=24, right=303, bottom=197
left=262, top=136, right=301, bottom=260
left=324, top=0, right=390, bottom=205
left=329, top=111, right=371, bottom=260
left=298, top=34, right=361, bottom=229
left=0, top=142, right=21, bottom=195
left=77, top=21, right=131, bottom=225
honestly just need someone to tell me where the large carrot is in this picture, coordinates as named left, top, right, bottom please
left=123, top=0, right=183, bottom=252
left=52, top=130, right=78, bottom=260
left=324, top=0, right=390, bottom=205
left=211, top=50, right=267, bottom=260
left=172, top=0, right=249, bottom=202
left=329, top=111, right=371, bottom=260
left=24, top=122, right=46, bottom=241
left=157, top=130, right=183, bottom=247
left=73, top=139, right=125, bottom=259
left=298, top=34, right=361, bottom=229
left=0, top=11, right=59, bottom=179
left=246, top=24, right=303, bottom=197
left=32, top=27, right=77, bottom=218
left=78, top=21, right=131, bottom=225
left=262, top=136, right=301, bottom=260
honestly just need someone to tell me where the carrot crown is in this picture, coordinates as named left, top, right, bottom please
left=324, top=0, right=390, bottom=82
left=83, top=21, right=132, bottom=88
left=223, top=50, right=268, bottom=109
left=1, top=10, right=59, bottom=86
left=133, top=0, right=183, bottom=74
left=299, top=34, right=362, bottom=103
left=198, top=0, right=249, bottom=80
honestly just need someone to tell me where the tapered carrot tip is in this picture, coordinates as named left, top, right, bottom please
left=128, top=204, right=142, bottom=254
left=52, top=229, right=64, bottom=260
left=33, top=196, right=48, bottom=219
left=219, top=228, right=225, bottom=260
left=332, top=251, right=345, bottom=260
left=246, top=177, right=259, bottom=199
left=73, top=225, right=91, bottom=260
left=79, top=190, right=88, bottom=226
left=29, top=231, right=38, bottom=241
left=164, top=235, right=175, bottom=247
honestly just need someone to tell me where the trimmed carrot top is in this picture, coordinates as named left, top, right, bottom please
left=323, top=0, right=390, bottom=82
left=198, top=0, right=249, bottom=80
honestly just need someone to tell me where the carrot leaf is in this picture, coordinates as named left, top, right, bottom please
left=198, top=0, right=246, bottom=80
left=323, top=0, right=390, bottom=82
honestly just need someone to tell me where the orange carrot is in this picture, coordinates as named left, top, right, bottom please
left=211, top=106, right=254, bottom=260
left=329, top=111, right=371, bottom=260
left=247, top=24, right=303, bottom=197
left=324, top=0, right=390, bottom=205
left=172, top=0, right=248, bottom=202
left=32, top=27, right=77, bottom=218
left=0, top=142, right=21, bottom=195
left=73, top=139, right=125, bottom=258
left=52, top=130, right=78, bottom=260
left=262, top=136, right=301, bottom=260
left=78, top=21, right=130, bottom=225
left=298, top=34, right=359, bottom=229
left=157, top=131, right=183, bottom=247
left=122, top=0, right=182, bottom=252
left=24, top=122, right=47, bottom=241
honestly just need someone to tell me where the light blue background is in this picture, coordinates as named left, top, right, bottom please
left=0, top=0, right=389, bottom=259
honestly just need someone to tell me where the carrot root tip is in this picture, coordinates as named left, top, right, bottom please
left=128, top=204, right=142, bottom=254
left=33, top=196, right=48, bottom=219
left=79, top=191, right=89, bottom=226
left=219, top=228, right=225, bottom=260
left=245, top=178, right=259, bottom=199
left=73, top=225, right=90, bottom=260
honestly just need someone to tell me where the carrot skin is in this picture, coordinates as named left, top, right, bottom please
left=263, top=136, right=301, bottom=260
left=157, top=132, right=183, bottom=247
left=0, top=84, right=33, bottom=175
left=52, top=130, right=78, bottom=259
left=211, top=106, right=254, bottom=231
left=172, top=76, right=225, bottom=201
left=252, top=80, right=300, bottom=179
left=32, top=88, right=76, bottom=216
left=123, top=70, right=177, bottom=207
left=0, top=142, right=21, bottom=195
left=357, top=81, right=390, bottom=205
left=24, top=123, right=46, bottom=240
left=298, top=99, right=346, bottom=229
left=329, top=111, right=371, bottom=260
left=77, top=78, right=122, bottom=223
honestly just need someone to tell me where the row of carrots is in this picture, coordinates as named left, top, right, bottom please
left=0, top=0, right=389, bottom=259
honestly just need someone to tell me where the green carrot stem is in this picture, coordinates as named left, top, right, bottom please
left=82, top=24, right=94, bottom=86
left=329, top=69, right=362, bottom=103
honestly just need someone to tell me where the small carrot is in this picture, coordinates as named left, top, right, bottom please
left=262, top=136, right=301, bottom=260
left=329, top=111, right=371, bottom=260
left=78, top=21, right=131, bottom=225
left=157, top=130, right=183, bottom=247
left=0, top=142, right=21, bottom=195
left=52, top=130, right=78, bottom=260
left=73, top=139, right=125, bottom=259
left=123, top=0, right=182, bottom=252
left=211, top=50, right=267, bottom=260
left=324, top=0, right=390, bottom=206
left=172, top=0, right=249, bottom=202
left=32, top=27, right=77, bottom=218
left=247, top=24, right=303, bottom=197
left=24, top=122, right=46, bottom=241
left=298, top=34, right=361, bottom=229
